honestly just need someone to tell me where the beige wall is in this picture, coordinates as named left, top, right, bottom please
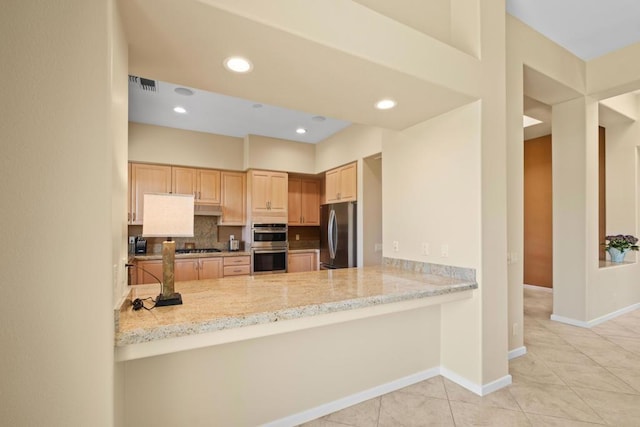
left=245, top=134, right=315, bottom=173
left=124, top=306, right=441, bottom=426
left=315, top=124, right=383, bottom=173
left=0, top=0, right=124, bottom=425
left=128, top=122, right=244, bottom=170
left=506, top=14, right=587, bottom=350
left=362, top=155, right=383, bottom=266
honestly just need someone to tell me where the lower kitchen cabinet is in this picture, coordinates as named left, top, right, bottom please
left=135, top=260, right=163, bottom=285
left=288, top=252, right=318, bottom=273
left=223, top=255, right=251, bottom=277
left=200, top=258, right=223, bottom=280
left=135, top=257, right=223, bottom=284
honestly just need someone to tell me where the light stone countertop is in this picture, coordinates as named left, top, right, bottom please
left=133, top=250, right=251, bottom=261
left=116, top=265, right=477, bottom=347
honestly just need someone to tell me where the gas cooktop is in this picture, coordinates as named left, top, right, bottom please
left=175, top=248, right=222, bottom=254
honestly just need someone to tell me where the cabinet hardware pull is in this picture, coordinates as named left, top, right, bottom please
left=133, top=212, right=136, bottom=221
left=199, top=191, right=201, bottom=199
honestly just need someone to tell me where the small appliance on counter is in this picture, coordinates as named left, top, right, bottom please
left=229, top=235, right=240, bottom=252
left=134, top=236, right=147, bottom=254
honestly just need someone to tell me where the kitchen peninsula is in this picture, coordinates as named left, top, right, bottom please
left=118, top=258, right=477, bottom=426
left=116, top=259, right=476, bottom=359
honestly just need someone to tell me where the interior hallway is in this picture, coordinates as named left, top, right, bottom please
left=302, top=286, right=640, bottom=426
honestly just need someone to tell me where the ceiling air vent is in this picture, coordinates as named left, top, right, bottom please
left=128, top=75, right=158, bottom=92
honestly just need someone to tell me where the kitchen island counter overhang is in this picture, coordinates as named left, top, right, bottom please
left=115, top=259, right=477, bottom=361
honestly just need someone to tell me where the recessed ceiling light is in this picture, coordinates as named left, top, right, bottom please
left=174, top=87, right=194, bottom=96
left=223, top=56, right=253, bottom=73
left=375, top=99, right=396, bottom=110
left=252, top=103, right=263, bottom=109
left=523, top=115, right=542, bottom=128
left=173, top=106, right=187, bottom=114
left=312, top=115, right=326, bottom=122
left=296, top=127, right=307, bottom=134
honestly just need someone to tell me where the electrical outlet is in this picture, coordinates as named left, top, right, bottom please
left=392, top=241, right=399, bottom=252
left=441, top=244, right=449, bottom=257
left=296, top=234, right=300, bottom=241
left=128, top=236, right=135, bottom=244
left=422, top=242, right=430, bottom=255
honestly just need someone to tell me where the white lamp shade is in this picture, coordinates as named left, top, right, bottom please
left=142, top=193, right=195, bottom=237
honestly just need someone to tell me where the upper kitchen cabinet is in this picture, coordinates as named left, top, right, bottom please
left=247, top=170, right=288, bottom=220
left=325, top=162, right=356, bottom=204
left=129, top=163, right=172, bottom=224
left=288, top=176, right=320, bottom=226
left=220, top=171, right=246, bottom=225
left=172, top=167, right=221, bottom=205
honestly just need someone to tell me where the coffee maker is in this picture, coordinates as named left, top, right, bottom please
left=135, top=236, right=147, bottom=254
left=229, top=235, right=240, bottom=251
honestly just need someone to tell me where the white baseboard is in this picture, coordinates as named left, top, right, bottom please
left=551, top=302, right=640, bottom=328
left=264, top=365, right=513, bottom=426
left=523, top=284, right=553, bottom=292
left=508, top=346, right=527, bottom=360
left=263, top=368, right=440, bottom=427
left=440, top=367, right=512, bottom=396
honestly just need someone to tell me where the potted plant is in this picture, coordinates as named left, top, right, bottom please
left=604, top=234, right=639, bottom=262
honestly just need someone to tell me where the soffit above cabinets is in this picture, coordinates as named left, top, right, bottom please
left=120, top=0, right=479, bottom=137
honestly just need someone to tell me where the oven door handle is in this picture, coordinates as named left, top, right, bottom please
left=252, top=249, right=287, bottom=254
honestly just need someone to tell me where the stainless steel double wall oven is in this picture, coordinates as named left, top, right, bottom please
left=250, top=223, right=288, bottom=274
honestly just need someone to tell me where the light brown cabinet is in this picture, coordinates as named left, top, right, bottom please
left=223, top=255, right=251, bottom=277
left=248, top=170, right=288, bottom=218
left=172, top=167, right=221, bottom=205
left=325, top=162, right=356, bottom=204
left=135, top=260, right=163, bottom=285
left=199, top=258, right=223, bottom=280
left=129, top=163, right=172, bottom=224
left=288, top=177, right=320, bottom=226
left=288, top=252, right=318, bottom=273
left=135, top=257, right=223, bottom=285
left=220, top=171, right=246, bottom=225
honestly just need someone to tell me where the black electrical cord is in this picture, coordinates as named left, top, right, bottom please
left=125, top=263, right=163, bottom=310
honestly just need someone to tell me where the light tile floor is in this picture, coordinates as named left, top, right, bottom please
left=301, top=286, right=640, bottom=426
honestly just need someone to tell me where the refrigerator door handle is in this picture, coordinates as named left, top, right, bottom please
left=328, top=208, right=337, bottom=260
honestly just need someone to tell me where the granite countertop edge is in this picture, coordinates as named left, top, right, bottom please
left=115, top=279, right=477, bottom=346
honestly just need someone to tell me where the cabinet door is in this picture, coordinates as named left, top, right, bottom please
left=288, top=177, right=302, bottom=225
left=268, top=172, right=288, bottom=213
left=127, top=163, right=132, bottom=223
left=172, top=167, right=197, bottom=197
left=300, top=179, right=320, bottom=225
left=220, top=171, right=246, bottom=225
left=288, top=253, right=316, bottom=273
left=199, top=258, right=223, bottom=279
left=339, top=163, right=357, bottom=202
left=325, top=168, right=340, bottom=203
left=175, top=259, right=199, bottom=282
left=135, top=260, right=163, bottom=285
left=131, top=163, right=172, bottom=225
left=197, top=169, right=221, bottom=205
left=251, top=171, right=271, bottom=212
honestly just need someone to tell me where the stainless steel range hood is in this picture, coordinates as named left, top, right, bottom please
left=194, top=205, right=223, bottom=216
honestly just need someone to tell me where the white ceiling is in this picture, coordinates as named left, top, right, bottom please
left=126, top=1, right=640, bottom=143
left=128, top=78, right=351, bottom=143
left=507, top=0, right=640, bottom=61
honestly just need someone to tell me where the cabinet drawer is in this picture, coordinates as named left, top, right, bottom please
left=223, top=265, right=250, bottom=276
left=223, top=256, right=250, bottom=266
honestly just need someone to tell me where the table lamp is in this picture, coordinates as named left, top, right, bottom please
left=142, top=193, right=194, bottom=306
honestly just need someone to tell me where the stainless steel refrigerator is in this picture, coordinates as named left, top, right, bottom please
left=320, top=201, right=357, bottom=269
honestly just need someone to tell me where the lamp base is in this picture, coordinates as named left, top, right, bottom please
left=155, top=292, right=183, bottom=307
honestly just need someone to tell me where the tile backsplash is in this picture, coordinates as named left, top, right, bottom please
left=129, top=217, right=243, bottom=254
